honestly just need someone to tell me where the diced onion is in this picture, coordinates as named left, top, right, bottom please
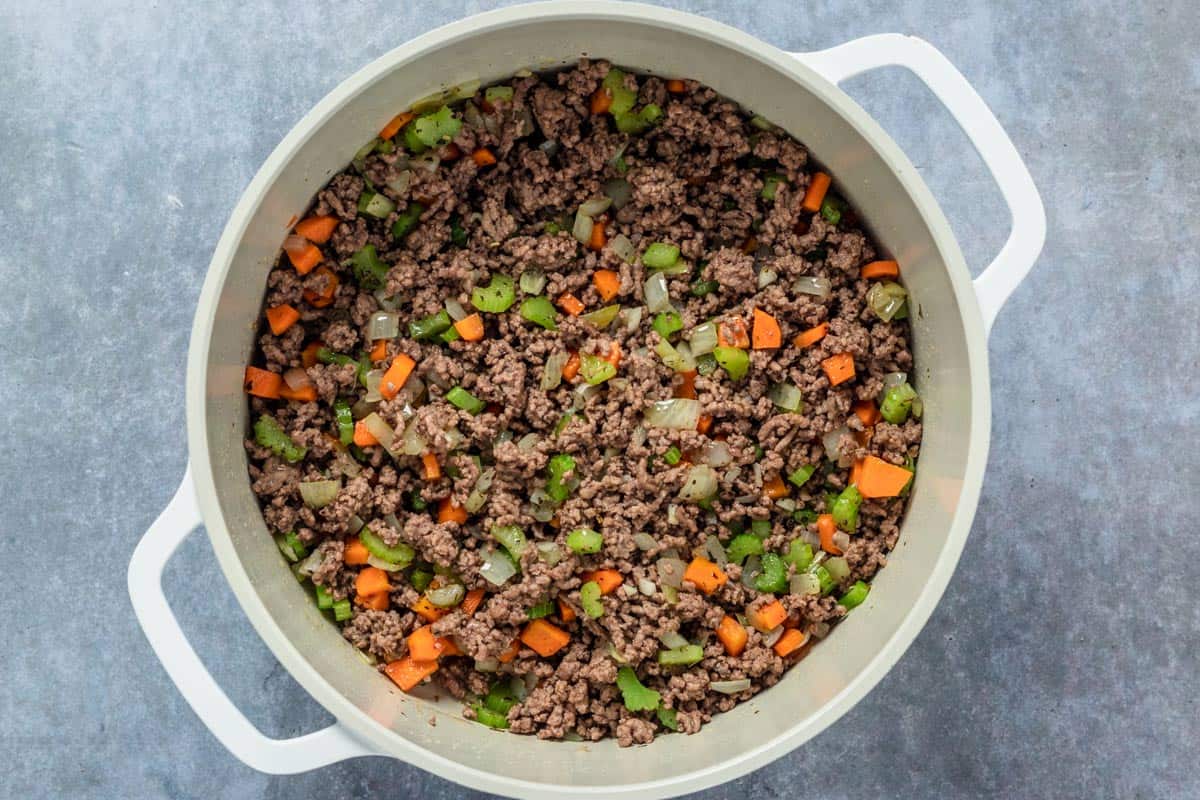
left=411, top=152, right=440, bottom=173
left=658, top=631, right=689, bottom=649
left=710, top=679, right=752, bottom=695
left=687, top=321, right=719, bottom=356
left=443, top=298, right=467, bottom=322
left=296, top=548, right=324, bottom=576
left=517, top=433, right=540, bottom=451
left=362, top=412, right=395, bottom=450
left=464, top=467, right=494, bottom=513
left=571, top=382, right=601, bottom=411
left=474, top=657, right=499, bottom=672
left=884, top=371, right=908, bottom=387
left=283, top=367, right=312, bottom=391
left=607, top=142, right=627, bottom=168
left=643, top=272, right=671, bottom=313
left=536, top=541, right=562, bottom=566
left=679, top=464, right=719, bottom=502
left=603, top=178, right=633, bottom=209
left=347, top=514, right=366, bottom=535
left=400, top=420, right=427, bottom=455
left=653, top=336, right=697, bottom=372
left=811, top=621, right=832, bottom=639
left=529, top=488, right=556, bottom=522
left=656, top=557, right=687, bottom=588
left=776, top=498, right=797, bottom=512
left=638, top=577, right=657, bottom=596
left=622, top=583, right=638, bottom=598
left=480, top=548, right=518, bottom=586
left=912, top=396, right=924, bottom=418
left=823, top=424, right=852, bottom=465
left=700, top=441, right=733, bottom=467
left=367, top=555, right=404, bottom=572
left=519, top=268, right=546, bottom=295
left=667, top=505, right=678, bottom=525
left=579, top=196, right=612, bottom=217
left=374, top=288, right=400, bottom=312
left=538, top=138, right=560, bottom=156
left=541, top=351, right=568, bottom=390
left=633, top=532, right=658, bottom=551
left=705, top=534, right=728, bottom=566
left=363, top=369, right=384, bottom=403
left=767, top=382, right=804, bottom=413
left=790, top=572, right=821, bottom=596
left=794, top=275, right=832, bottom=299
left=742, top=555, right=762, bottom=588
left=299, top=479, right=341, bottom=509
left=630, top=425, right=648, bottom=448
left=619, top=305, right=643, bottom=332
left=610, top=233, right=636, bottom=263
left=763, top=625, right=785, bottom=647
left=386, top=169, right=413, bottom=195
left=644, top=398, right=701, bottom=430
left=572, top=211, right=594, bottom=245
left=426, top=582, right=466, bottom=608
left=757, top=268, right=778, bottom=289
left=444, top=426, right=465, bottom=450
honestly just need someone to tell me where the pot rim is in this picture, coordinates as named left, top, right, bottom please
left=186, top=2, right=991, bottom=797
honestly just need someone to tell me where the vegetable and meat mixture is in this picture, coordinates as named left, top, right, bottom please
left=244, top=61, right=923, bottom=746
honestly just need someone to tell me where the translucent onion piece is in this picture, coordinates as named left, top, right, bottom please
left=911, top=396, right=924, bottom=419
left=538, top=138, right=560, bottom=156
left=571, top=382, right=601, bottom=411
left=299, top=479, right=341, bottom=509
left=443, top=426, right=465, bottom=451
left=540, top=351, right=568, bottom=390
left=619, top=305, right=643, bottom=332
left=705, top=534, right=728, bottom=566
left=519, top=268, right=546, bottom=296
left=296, top=548, right=324, bottom=576
left=687, top=321, right=719, bottom=356
left=823, top=425, right=852, bottom=464
left=656, top=557, right=687, bottom=588
left=474, top=657, right=499, bottom=672
left=529, top=488, right=556, bottom=522
left=347, top=514, right=367, bottom=535
left=700, top=441, right=733, bottom=468
left=283, top=367, right=312, bottom=391
left=767, top=382, right=803, bottom=413
left=763, top=625, right=786, bottom=648
left=400, top=420, right=427, bottom=455
left=653, top=336, right=697, bottom=372
left=579, top=196, right=613, bottom=217
left=610, top=233, right=636, bottom=264
left=789, top=572, right=821, bottom=596
left=811, top=621, right=832, bottom=639
left=607, top=141, right=628, bottom=168
left=633, top=532, right=658, bottom=551
left=464, top=467, right=494, bottom=514
left=644, top=398, right=701, bottom=430
left=643, top=272, right=671, bottom=313
left=374, top=288, right=400, bottom=312
left=776, top=498, right=797, bottom=512
left=679, top=464, right=719, bottom=502
left=479, top=548, right=518, bottom=586
left=362, top=412, right=395, bottom=450
left=742, top=555, right=763, bottom=589
left=426, top=582, right=465, bottom=608
left=411, top=152, right=441, bottom=173
left=517, top=433, right=540, bottom=451
left=572, top=211, right=594, bottom=245
left=463, top=102, right=485, bottom=130
left=443, top=298, right=468, bottom=322
left=580, top=304, right=621, bottom=329
left=658, top=631, right=690, bottom=650
left=757, top=268, right=778, bottom=289
left=638, top=577, right=657, bottom=596
left=621, top=583, right=638, bottom=598
left=884, top=371, right=908, bottom=387
left=710, top=679, right=752, bottom=694
left=535, top=541, right=562, bottom=566
left=794, top=275, right=832, bottom=299
left=666, top=505, right=678, bottom=525
left=363, top=369, right=384, bottom=403
left=832, top=532, right=852, bottom=554
left=603, top=178, right=633, bottom=209
left=386, top=170, right=413, bottom=195
left=367, top=555, right=404, bottom=572
left=630, top=424, right=648, bottom=448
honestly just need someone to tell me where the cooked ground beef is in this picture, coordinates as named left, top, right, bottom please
left=244, top=61, right=923, bottom=747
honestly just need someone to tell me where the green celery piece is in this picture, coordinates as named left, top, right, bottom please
left=788, top=464, right=816, bottom=488
left=391, top=201, right=424, bottom=240
left=519, top=295, right=557, bottom=330
left=409, top=309, right=452, bottom=341
left=580, top=580, right=603, bottom=618
left=566, top=528, right=603, bottom=554
left=527, top=599, right=555, bottom=619
left=712, top=346, right=749, bottom=381
left=484, top=85, right=514, bottom=104
left=412, top=106, right=462, bottom=147
left=657, top=644, right=704, bottom=667
left=831, top=485, right=862, bottom=532
left=726, top=533, right=763, bottom=566
left=445, top=386, right=485, bottom=415
left=579, top=354, right=616, bottom=385
left=332, top=598, right=353, bottom=621
left=663, top=446, right=682, bottom=466
left=652, top=311, right=683, bottom=339
left=314, top=584, right=334, bottom=610
left=657, top=707, right=679, bottom=731
left=334, top=399, right=354, bottom=445
left=880, top=382, right=918, bottom=424
left=754, top=552, right=788, bottom=594
left=782, top=539, right=814, bottom=572
left=472, top=704, right=510, bottom=729
left=253, top=415, right=306, bottom=463
left=492, top=524, right=528, bottom=560
left=471, top=274, right=517, bottom=313
left=839, top=580, right=870, bottom=609
left=358, top=527, right=414, bottom=566
left=750, top=519, right=772, bottom=538
left=616, top=667, right=661, bottom=711
left=546, top=454, right=577, bottom=503
left=642, top=242, right=681, bottom=270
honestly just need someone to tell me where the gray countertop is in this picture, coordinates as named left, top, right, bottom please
left=2, top=1, right=1197, bottom=797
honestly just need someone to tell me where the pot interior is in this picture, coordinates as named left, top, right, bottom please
left=193, top=5, right=982, bottom=792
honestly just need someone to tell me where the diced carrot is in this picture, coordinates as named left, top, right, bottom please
left=379, top=353, right=416, bottom=400
left=353, top=419, right=379, bottom=447
left=407, top=625, right=448, bottom=662
left=557, top=292, right=585, bottom=316
left=590, top=87, right=613, bottom=115
left=748, top=599, right=788, bottom=632
left=421, top=453, right=441, bottom=481
left=581, top=569, right=623, bottom=595
left=461, top=588, right=486, bottom=617
left=593, top=269, right=620, bottom=302
left=243, top=366, right=282, bottom=399
left=278, top=384, right=318, bottom=403
left=773, top=628, right=809, bottom=657
left=718, top=317, right=750, bottom=348
left=751, top=308, right=782, bottom=349
left=861, top=259, right=899, bottom=280
left=344, top=538, right=370, bottom=565
left=266, top=304, right=301, bottom=336
left=497, top=638, right=521, bottom=663
left=439, top=637, right=463, bottom=657
left=355, top=567, right=391, bottom=598
left=520, top=619, right=571, bottom=657
left=740, top=235, right=758, bottom=255
left=453, top=313, right=484, bottom=342
left=817, top=513, right=841, bottom=555
left=379, top=111, right=415, bottom=140
left=801, top=172, right=831, bottom=213
left=557, top=597, right=577, bottom=623
left=437, top=498, right=468, bottom=525
left=857, top=455, right=915, bottom=499
left=561, top=351, right=581, bottom=381
left=356, top=591, right=389, bottom=611
left=849, top=458, right=864, bottom=488
left=603, top=341, right=621, bottom=368
left=286, top=242, right=323, bottom=275
left=683, top=558, right=727, bottom=595
left=716, top=614, right=748, bottom=657
left=471, top=147, right=497, bottom=167
left=696, top=414, right=713, bottom=435
left=302, top=267, right=338, bottom=308
left=383, top=656, right=438, bottom=692
left=293, top=215, right=339, bottom=244
left=762, top=474, right=788, bottom=499
left=821, top=353, right=856, bottom=386
left=674, top=370, right=697, bottom=400
left=411, top=596, right=446, bottom=623
left=301, top=340, right=323, bottom=368
left=370, top=339, right=387, bottom=362
left=853, top=400, right=881, bottom=427
left=665, top=78, right=687, bottom=94
left=588, top=217, right=607, bottom=251
left=793, top=322, right=829, bottom=349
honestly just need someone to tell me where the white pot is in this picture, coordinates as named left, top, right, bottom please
left=129, top=3, right=1044, bottom=797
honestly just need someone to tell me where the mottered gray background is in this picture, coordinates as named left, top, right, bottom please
left=1, top=1, right=1197, bottom=798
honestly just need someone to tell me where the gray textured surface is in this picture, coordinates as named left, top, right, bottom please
left=1, top=0, right=1197, bottom=797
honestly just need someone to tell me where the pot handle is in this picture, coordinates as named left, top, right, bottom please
left=791, top=34, right=1045, bottom=335
left=127, top=464, right=377, bottom=773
